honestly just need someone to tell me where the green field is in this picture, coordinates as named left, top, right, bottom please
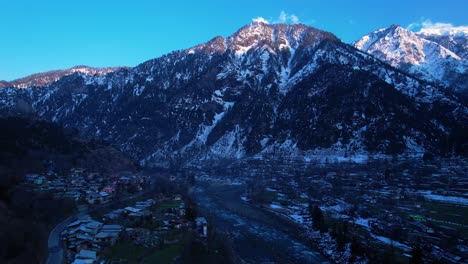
left=142, top=245, right=182, bottom=264
left=159, top=200, right=182, bottom=210
left=424, top=203, right=468, bottom=225
left=260, top=191, right=278, bottom=203
left=104, top=241, right=182, bottom=264
left=104, top=241, right=151, bottom=263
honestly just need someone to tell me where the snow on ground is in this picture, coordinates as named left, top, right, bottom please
left=371, top=234, right=411, bottom=252
left=423, top=194, right=468, bottom=206
left=289, top=213, right=305, bottom=224
left=270, top=203, right=283, bottom=209
left=354, top=218, right=374, bottom=230
left=321, top=204, right=345, bottom=213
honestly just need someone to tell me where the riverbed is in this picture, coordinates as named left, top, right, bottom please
left=193, top=182, right=329, bottom=264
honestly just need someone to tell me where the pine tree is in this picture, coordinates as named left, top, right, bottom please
left=409, top=243, right=423, bottom=264
left=311, top=205, right=324, bottom=231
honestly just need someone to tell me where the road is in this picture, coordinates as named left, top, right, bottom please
left=46, top=189, right=151, bottom=264
left=193, top=183, right=329, bottom=264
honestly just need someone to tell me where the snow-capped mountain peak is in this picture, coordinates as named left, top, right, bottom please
left=226, top=23, right=338, bottom=56
left=355, top=25, right=461, bottom=65
left=417, top=26, right=468, bottom=60
left=354, top=25, right=467, bottom=94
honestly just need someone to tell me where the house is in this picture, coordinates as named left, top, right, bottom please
left=86, top=193, right=101, bottom=204
left=103, top=209, right=125, bottom=221
left=119, top=176, right=131, bottom=183
left=99, top=192, right=112, bottom=204
left=85, top=221, right=103, bottom=232
left=101, top=186, right=115, bottom=194
left=67, top=220, right=85, bottom=229
left=124, top=207, right=142, bottom=214
left=195, top=217, right=208, bottom=237
left=74, top=249, right=97, bottom=264
left=64, top=191, right=81, bottom=201
left=71, top=168, right=87, bottom=178
left=135, top=200, right=154, bottom=210
left=179, top=202, right=186, bottom=217
left=94, top=225, right=122, bottom=246
left=87, top=173, right=100, bottom=180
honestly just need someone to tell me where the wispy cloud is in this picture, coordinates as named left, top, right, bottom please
left=408, top=19, right=468, bottom=35
left=276, top=11, right=300, bottom=24
left=252, top=11, right=302, bottom=25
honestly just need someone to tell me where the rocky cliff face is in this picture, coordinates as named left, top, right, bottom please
left=1, top=22, right=467, bottom=167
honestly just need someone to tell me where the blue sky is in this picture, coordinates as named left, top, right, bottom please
left=0, top=0, right=466, bottom=80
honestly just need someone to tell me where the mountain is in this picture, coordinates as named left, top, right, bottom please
left=0, top=65, right=129, bottom=89
left=417, top=26, right=468, bottom=60
left=0, top=116, right=138, bottom=175
left=354, top=25, right=468, bottom=96
left=1, top=22, right=467, bottom=167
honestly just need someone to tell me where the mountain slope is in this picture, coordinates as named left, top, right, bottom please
left=1, top=22, right=467, bottom=167
left=354, top=25, right=467, bottom=95
left=0, top=116, right=138, bottom=175
left=0, top=65, right=129, bottom=89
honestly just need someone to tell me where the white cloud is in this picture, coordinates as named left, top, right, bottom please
left=407, top=19, right=468, bottom=36
left=290, top=15, right=300, bottom=24
left=252, top=17, right=270, bottom=24
left=276, top=11, right=301, bottom=24
left=252, top=11, right=302, bottom=25
left=279, top=11, right=287, bottom=23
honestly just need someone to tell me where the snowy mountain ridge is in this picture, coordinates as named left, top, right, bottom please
left=0, top=65, right=128, bottom=89
left=1, top=23, right=466, bottom=167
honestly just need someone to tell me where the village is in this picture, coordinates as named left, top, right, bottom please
left=233, top=158, right=468, bottom=263
left=184, top=157, right=468, bottom=263
left=24, top=168, right=152, bottom=205
left=60, top=194, right=208, bottom=263
left=21, top=158, right=467, bottom=264
left=23, top=168, right=210, bottom=263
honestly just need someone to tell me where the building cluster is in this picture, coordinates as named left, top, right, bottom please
left=61, top=216, right=123, bottom=264
left=239, top=159, right=467, bottom=263
left=60, top=193, right=209, bottom=264
left=24, top=168, right=150, bottom=205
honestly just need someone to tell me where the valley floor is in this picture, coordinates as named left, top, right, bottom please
left=185, top=157, right=468, bottom=263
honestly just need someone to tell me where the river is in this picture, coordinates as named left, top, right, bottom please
left=193, top=182, right=329, bottom=264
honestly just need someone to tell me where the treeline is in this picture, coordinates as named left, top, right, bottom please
left=0, top=116, right=137, bottom=263
left=0, top=116, right=138, bottom=175
left=0, top=167, right=76, bottom=263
